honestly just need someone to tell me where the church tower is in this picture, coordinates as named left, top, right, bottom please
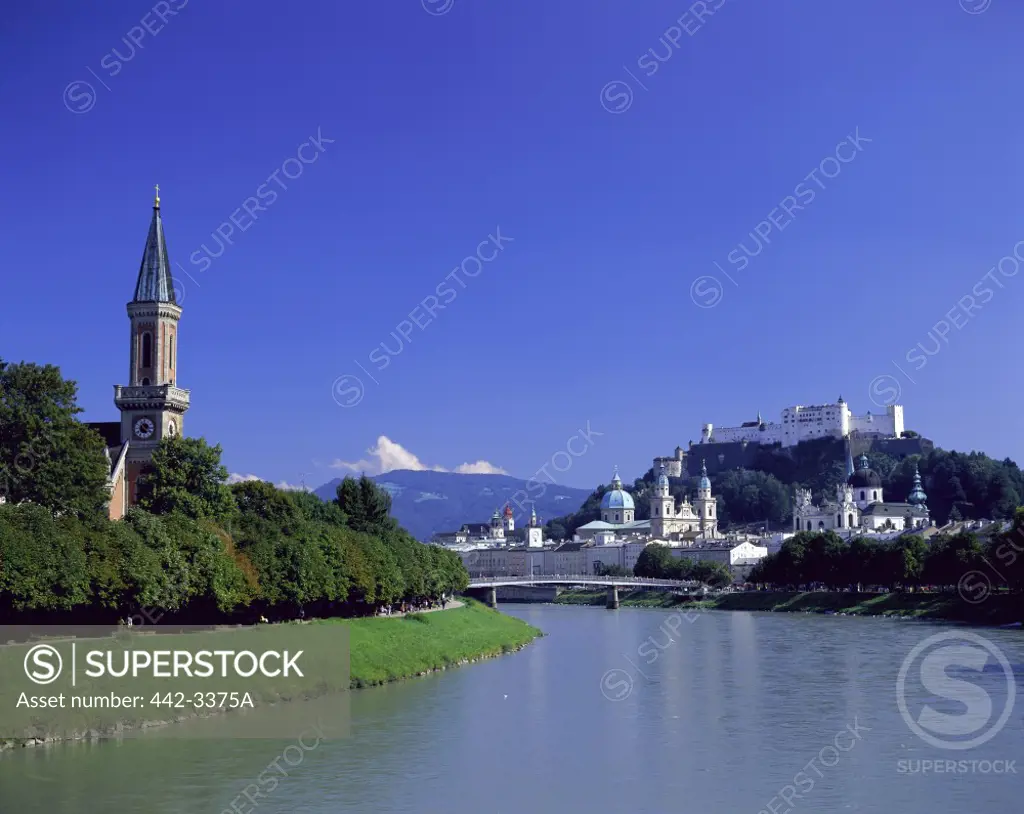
left=651, top=464, right=675, bottom=520
left=694, top=459, right=717, bottom=538
left=113, top=188, right=190, bottom=505
left=526, top=506, right=544, bottom=548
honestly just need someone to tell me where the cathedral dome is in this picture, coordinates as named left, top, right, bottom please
left=848, top=455, right=882, bottom=488
left=601, top=471, right=635, bottom=511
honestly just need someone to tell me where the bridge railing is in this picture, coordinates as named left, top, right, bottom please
left=467, top=574, right=696, bottom=586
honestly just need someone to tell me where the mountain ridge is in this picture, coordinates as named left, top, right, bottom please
left=313, top=469, right=591, bottom=541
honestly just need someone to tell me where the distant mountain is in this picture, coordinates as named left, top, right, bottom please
left=313, top=470, right=592, bottom=541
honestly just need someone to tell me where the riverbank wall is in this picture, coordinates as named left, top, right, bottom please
left=554, top=589, right=1023, bottom=624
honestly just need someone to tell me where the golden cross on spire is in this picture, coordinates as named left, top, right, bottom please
left=154, top=184, right=160, bottom=208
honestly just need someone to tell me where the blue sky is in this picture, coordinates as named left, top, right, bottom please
left=2, top=0, right=1022, bottom=490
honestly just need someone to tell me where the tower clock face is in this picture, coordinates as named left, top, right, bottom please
left=134, top=418, right=156, bottom=439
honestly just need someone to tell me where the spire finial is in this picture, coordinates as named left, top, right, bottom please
left=154, top=184, right=160, bottom=209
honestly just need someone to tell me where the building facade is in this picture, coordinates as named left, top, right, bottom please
left=649, top=460, right=719, bottom=540
left=793, top=456, right=930, bottom=534
left=652, top=446, right=686, bottom=478
left=700, top=397, right=904, bottom=449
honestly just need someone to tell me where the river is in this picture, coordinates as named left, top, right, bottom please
left=2, top=605, right=1022, bottom=812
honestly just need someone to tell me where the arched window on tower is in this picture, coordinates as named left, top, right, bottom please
left=873, top=490, right=878, bottom=501
left=848, top=513, right=855, bottom=527
left=837, top=514, right=842, bottom=527
left=806, top=521, right=812, bottom=531
left=142, top=332, right=152, bottom=370
left=169, top=335, right=174, bottom=381
left=860, top=490, right=865, bottom=501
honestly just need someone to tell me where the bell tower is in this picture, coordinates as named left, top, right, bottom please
left=695, top=459, right=717, bottom=538
left=113, top=187, right=191, bottom=505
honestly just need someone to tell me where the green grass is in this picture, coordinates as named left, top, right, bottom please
left=697, top=591, right=1023, bottom=624
left=322, top=599, right=542, bottom=688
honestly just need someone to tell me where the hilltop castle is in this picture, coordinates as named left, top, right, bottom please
left=701, top=397, right=903, bottom=448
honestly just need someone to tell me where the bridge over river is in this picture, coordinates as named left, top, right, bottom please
left=466, top=575, right=696, bottom=609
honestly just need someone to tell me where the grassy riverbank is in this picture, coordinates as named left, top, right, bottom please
left=0, top=601, right=540, bottom=753
left=555, top=589, right=1023, bottom=624
left=333, top=599, right=542, bottom=688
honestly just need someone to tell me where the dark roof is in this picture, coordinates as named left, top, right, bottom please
left=133, top=201, right=176, bottom=303
left=862, top=502, right=928, bottom=517
left=554, top=542, right=587, bottom=552
left=849, top=471, right=882, bottom=488
left=463, top=523, right=491, bottom=535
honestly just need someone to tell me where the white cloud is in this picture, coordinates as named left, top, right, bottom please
left=275, top=481, right=311, bottom=492
left=227, top=473, right=263, bottom=484
left=454, top=460, right=509, bottom=475
left=330, top=435, right=507, bottom=477
left=226, top=473, right=309, bottom=492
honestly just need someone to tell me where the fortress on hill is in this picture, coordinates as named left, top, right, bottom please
left=654, top=397, right=923, bottom=479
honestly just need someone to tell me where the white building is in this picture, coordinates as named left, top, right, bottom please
left=649, top=460, right=719, bottom=541
left=701, top=397, right=904, bottom=448
left=793, top=456, right=930, bottom=535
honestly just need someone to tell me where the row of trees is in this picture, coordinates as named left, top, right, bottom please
left=748, top=512, right=1024, bottom=594
left=0, top=360, right=469, bottom=623
left=0, top=455, right=469, bottom=623
left=634, top=544, right=733, bottom=587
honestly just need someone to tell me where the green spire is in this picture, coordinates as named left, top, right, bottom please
left=133, top=187, right=176, bottom=303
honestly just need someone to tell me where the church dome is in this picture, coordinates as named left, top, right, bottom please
left=908, top=465, right=927, bottom=507
left=848, top=455, right=882, bottom=488
left=600, top=471, right=635, bottom=511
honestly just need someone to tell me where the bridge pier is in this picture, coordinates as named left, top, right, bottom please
left=486, top=587, right=498, bottom=609
left=606, top=586, right=619, bottom=610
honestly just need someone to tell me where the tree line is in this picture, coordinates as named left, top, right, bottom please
left=633, top=544, right=733, bottom=587
left=0, top=360, right=468, bottom=624
left=748, top=513, right=1024, bottom=595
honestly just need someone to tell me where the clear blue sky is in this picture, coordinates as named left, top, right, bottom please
left=2, top=0, right=1022, bottom=490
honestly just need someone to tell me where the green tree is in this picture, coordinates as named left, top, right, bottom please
left=0, top=360, right=110, bottom=517
left=137, top=436, right=236, bottom=522
left=690, top=560, right=732, bottom=587
left=335, top=475, right=397, bottom=536
left=595, top=563, right=631, bottom=577
left=0, top=503, right=91, bottom=612
left=634, top=544, right=675, bottom=577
